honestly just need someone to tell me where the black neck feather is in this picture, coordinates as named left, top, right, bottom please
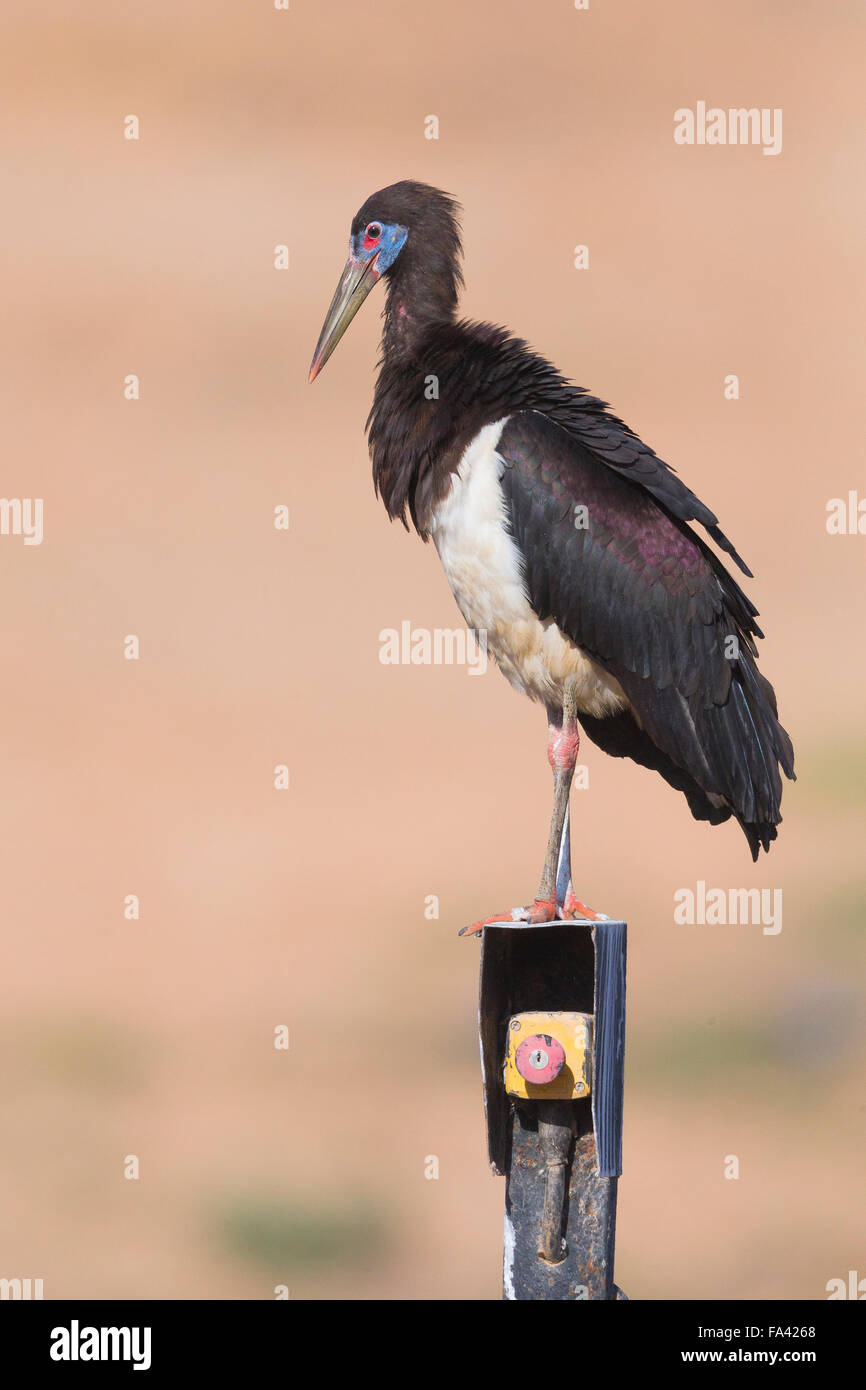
left=367, top=314, right=607, bottom=537
left=380, top=243, right=460, bottom=358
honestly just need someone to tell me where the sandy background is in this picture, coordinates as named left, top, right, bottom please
left=0, top=0, right=863, bottom=1299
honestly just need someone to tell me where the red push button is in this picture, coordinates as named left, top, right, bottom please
left=514, top=1033, right=566, bottom=1085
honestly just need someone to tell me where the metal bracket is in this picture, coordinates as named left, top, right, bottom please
left=478, top=919, right=626, bottom=1178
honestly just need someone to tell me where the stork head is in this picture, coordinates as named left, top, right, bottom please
left=308, top=180, right=462, bottom=382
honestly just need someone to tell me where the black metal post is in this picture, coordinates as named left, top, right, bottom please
left=476, top=918, right=627, bottom=1300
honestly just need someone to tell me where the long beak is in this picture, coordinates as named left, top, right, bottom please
left=308, top=253, right=381, bottom=382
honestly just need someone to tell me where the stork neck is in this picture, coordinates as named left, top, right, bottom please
left=381, top=258, right=459, bottom=359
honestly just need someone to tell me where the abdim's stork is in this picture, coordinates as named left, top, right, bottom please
left=309, top=181, right=794, bottom=933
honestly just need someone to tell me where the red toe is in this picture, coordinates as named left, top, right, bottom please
left=561, top=887, right=607, bottom=921
left=459, top=897, right=557, bottom=938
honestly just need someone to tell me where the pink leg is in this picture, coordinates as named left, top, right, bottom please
left=461, top=690, right=604, bottom=937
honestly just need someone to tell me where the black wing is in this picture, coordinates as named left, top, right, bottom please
left=498, top=409, right=795, bottom=857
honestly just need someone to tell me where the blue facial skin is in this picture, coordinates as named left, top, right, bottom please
left=351, top=221, right=408, bottom=272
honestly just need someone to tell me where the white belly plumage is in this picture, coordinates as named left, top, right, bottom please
left=429, top=417, right=628, bottom=716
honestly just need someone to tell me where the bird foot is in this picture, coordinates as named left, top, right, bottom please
left=560, top=885, right=609, bottom=922
left=458, top=897, right=558, bottom=939
left=458, top=889, right=609, bottom=937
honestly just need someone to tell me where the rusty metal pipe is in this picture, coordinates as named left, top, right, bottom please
left=537, top=1102, right=573, bottom=1263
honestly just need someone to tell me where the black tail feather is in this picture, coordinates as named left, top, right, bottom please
left=580, top=653, right=795, bottom=860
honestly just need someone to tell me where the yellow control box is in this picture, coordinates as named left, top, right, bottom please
left=504, top=1010, right=592, bottom=1101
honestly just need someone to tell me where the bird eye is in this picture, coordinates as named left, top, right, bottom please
left=366, top=223, right=382, bottom=240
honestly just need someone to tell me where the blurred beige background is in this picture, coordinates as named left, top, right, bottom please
left=0, top=0, right=863, bottom=1300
